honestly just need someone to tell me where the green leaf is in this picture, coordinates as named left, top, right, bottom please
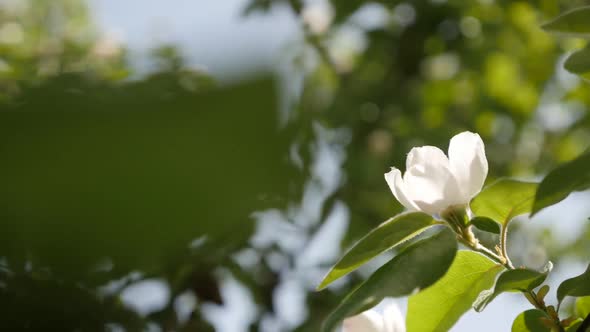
left=317, top=212, right=436, bottom=290
left=471, top=179, right=538, bottom=226
left=532, top=151, right=590, bottom=215
left=470, top=216, right=501, bottom=234
left=0, top=77, right=292, bottom=278
left=322, top=227, right=457, bottom=332
left=541, top=6, right=590, bottom=36
left=558, top=264, right=590, bottom=304
left=576, top=296, right=590, bottom=318
left=537, top=285, right=550, bottom=302
left=564, top=45, right=590, bottom=75
left=565, top=318, right=583, bottom=331
left=474, top=269, right=549, bottom=312
left=511, top=309, right=552, bottom=332
left=407, top=251, right=503, bottom=332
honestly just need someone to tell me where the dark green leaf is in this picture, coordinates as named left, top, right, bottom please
left=0, top=77, right=291, bottom=279
left=317, top=212, right=436, bottom=290
left=532, top=151, right=590, bottom=215
left=470, top=216, right=501, bottom=234
left=558, top=264, right=590, bottom=304
left=474, top=268, right=549, bottom=312
left=564, top=45, right=590, bottom=75
left=407, top=251, right=503, bottom=332
left=511, top=309, right=552, bottom=332
left=322, top=227, right=457, bottom=332
left=542, top=6, right=590, bottom=35
left=471, top=179, right=538, bottom=226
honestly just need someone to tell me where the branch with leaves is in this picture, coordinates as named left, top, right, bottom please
left=286, top=0, right=341, bottom=77
left=317, top=132, right=590, bottom=332
left=543, top=6, right=590, bottom=81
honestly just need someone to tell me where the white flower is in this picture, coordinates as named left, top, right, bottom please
left=342, top=302, right=405, bottom=332
left=301, top=2, right=334, bottom=35
left=384, top=131, right=488, bottom=215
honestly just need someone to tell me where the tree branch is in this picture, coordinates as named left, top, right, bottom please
left=286, top=0, right=340, bottom=77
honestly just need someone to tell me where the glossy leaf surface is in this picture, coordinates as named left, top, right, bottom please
left=557, top=264, right=590, bottom=304
left=407, top=251, right=503, bottom=332
left=322, top=228, right=457, bottom=332
left=532, top=151, right=590, bottom=215
left=318, top=212, right=436, bottom=290
left=474, top=269, right=548, bottom=312
left=471, top=179, right=537, bottom=226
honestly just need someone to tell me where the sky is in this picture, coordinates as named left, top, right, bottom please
left=87, top=0, right=298, bottom=81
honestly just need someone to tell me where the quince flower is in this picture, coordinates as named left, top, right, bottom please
left=384, top=131, right=488, bottom=216
left=342, top=301, right=405, bottom=332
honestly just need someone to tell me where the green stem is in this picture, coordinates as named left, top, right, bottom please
left=500, top=224, right=514, bottom=269
left=474, top=241, right=506, bottom=265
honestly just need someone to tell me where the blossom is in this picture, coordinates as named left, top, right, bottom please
left=342, top=301, right=405, bottom=332
left=301, top=2, right=334, bottom=35
left=384, top=131, right=488, bottom=215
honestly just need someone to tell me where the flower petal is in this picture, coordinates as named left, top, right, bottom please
left=405, top=146, right=448, bottom=172
left=403, top=167, right=454, bottom=214
left=402, top=146, right=462, bottom=214
left=382, top=302, right=406, bottom=332
left=448, top=131, right=488, bottom=201
left=385, top=168, right=419, bottom=211
left=343, top=310, right=385, bottom=332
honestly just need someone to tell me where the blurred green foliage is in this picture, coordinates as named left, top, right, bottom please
left=0, top=0, right=589, bottom=331
left=0, top=73, right=300, bottom=329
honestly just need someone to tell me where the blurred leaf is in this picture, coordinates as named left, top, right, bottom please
left=0, top=272, right=145, bottom=330
left=322, top=227, right=457, bottom=332
left=471, top=179, right=538, bottom=226
left=0, top=76, right=295, bottom=280
left=537, top=284, right=550, bottom=302
left=564, top=318, right=583, bottom=331
left=511, top=309, right=552, bottom=332
left=317, top=212, right=436, bottom=290
left=542, top=6, right=590, bottom=36
left=532, top=151, right=590, bottom=215
left=470, top=216, right=501, bottom=234
left=243, top=0, right=283, bottom=15
left=564, top=45, right=590, bottom=75
left=474, top=269, right=548, bottom=312
left=332, top=2, right=364, bottom=24
left=557, top=264, right=590, bottom=305
left=577, top=296, right=590, bottom=318
left=407, top=251, right=503, bottom=332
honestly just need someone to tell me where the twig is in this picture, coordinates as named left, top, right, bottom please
left=500, top=224, right=515, bottom=269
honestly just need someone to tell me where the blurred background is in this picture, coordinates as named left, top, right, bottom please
left=0, top=0, right=589, bottom=331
